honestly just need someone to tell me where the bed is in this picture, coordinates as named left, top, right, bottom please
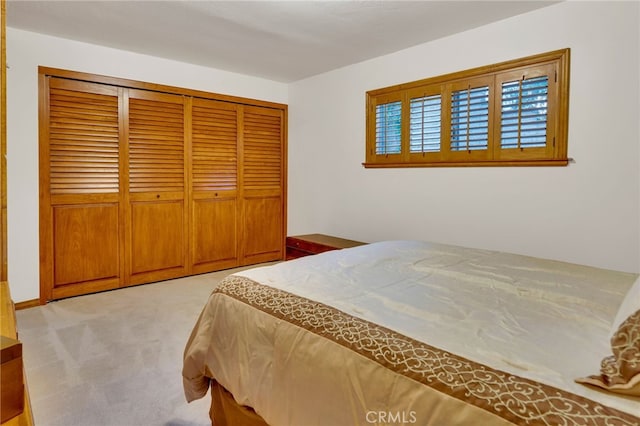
left=182, top=240, right=640, bottom=425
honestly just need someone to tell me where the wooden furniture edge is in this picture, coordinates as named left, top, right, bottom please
left=286, top=234, right=366, bottom=260
left=14, top=300, right=40, bottom=310
left=287, top=234, right=366, bottom=248
left=1, top=0, right=7, bottom=281
left=1, top=282, right=34, bottom=426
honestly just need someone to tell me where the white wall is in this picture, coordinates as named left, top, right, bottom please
left=6, top=29, right=288, bottom=302
left=288, top=1, right=640, bottom=273
left=7, top=2, right=640, bottom=302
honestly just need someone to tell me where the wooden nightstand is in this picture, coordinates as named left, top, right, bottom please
left=286, top=234, right=366, bottom=260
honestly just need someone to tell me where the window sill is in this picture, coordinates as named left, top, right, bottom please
left=362, top=159, right=570, bottom=168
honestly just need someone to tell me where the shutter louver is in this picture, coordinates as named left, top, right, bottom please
left=129, top=98, right=184, bottom=193
left=410, top=95, right=441, bottom=153
left=49, top=87, right=119, bottom=194
left=450, top=86, right=489, bottom=151
left=243, top=110, right=281, bottom=191
left=192, top=102, right=237, bottom=191
left=375, top=101, right=402, bottom=154
left=501, top=76, right=548, bottom=149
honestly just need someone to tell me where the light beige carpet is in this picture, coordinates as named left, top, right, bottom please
left=15, top=265, right=262, bottom=426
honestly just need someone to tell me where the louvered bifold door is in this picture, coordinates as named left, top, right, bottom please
left=240, top=106, right=285, bottom=264
left=126, top=89, right=188, bottom=285
left=190, top=99, right=239, bottom=273
left=40, top=78, right=122, bottom=301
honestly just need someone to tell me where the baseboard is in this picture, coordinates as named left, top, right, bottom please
left=14, top=299, right=40, bottom=310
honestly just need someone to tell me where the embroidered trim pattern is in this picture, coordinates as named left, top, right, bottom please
left=577, top=310, right=640, bottom=396
left=215, top=275, right=639, bottom=426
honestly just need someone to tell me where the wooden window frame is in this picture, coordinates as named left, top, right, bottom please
left=364, top=49, right=570, bottom=168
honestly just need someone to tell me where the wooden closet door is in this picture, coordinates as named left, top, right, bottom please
left=240, top=106, right=285, bottom=264
left=126, top=89, right=188, bottom=285
left=40, top=78, right=122, bottom=301
left=190, top=99, right=239, bottom=273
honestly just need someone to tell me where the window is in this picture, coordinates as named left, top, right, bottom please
left=450, top=83, right=489, bottom=152
left=376, top=101, right=402, bottom=154
left=409, top=94, right=441, bottom=153
left=364, top=49, right=570, bottom=167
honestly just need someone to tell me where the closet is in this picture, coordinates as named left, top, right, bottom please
left=39, top=68, right=286, bottom=302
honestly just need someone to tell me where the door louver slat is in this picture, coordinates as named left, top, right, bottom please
left=192, top=102, right=237, bottom=192
left=243, top=111, right=282, bottom=190
left=49, top=88, right=119, bottom=194
left=128, top=98, right=184, bottom=193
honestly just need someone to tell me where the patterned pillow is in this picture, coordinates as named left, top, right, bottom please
left=611, top=276, right=640, bottom=335
left=576, top=309, right=640, bottom=396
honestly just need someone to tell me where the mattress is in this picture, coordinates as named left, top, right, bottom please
left=183, top=240, right=639, bottom=425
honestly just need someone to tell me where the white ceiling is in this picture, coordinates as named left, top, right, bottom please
left=6, top=1, right=558, bottom=83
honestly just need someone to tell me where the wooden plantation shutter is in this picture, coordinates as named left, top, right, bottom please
left=364, top=49, right=569, bottom=167
left=241, top=105, right=284, bottom=263
left=409, top=94, right=441, bottom=154
left=40, top=78, right=122, bottom=300
left=446, top=76, right=493, bottom=162
left=408, top=84, right=442, bottom=162
left=367, top=92, right=404, bottom=164
left=127, top=90, right=187, bottom=284
left=493, top=63, right=557, bottom=161
left=450, top=85, right=490, bottom=151
left=191, top=98, right=239, bottom=272
left=376, top=101, right=402, bottom=155
left=500, top=77, right=548, bottom=148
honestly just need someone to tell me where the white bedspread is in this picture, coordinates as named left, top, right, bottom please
left=239, top=240, right=639, bottom=416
